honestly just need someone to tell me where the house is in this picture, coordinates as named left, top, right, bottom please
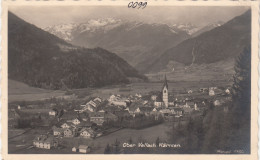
left=79, top=128, right=95, bottom=138
left=78, top=145, right=91, bottom=153
left=154, top=101, right=163, bottom=107
left=71, top=118, right=81, bottom=125
left=89, top=100, right=97, bottom=108
left=108, top=95, right=117, bottom=102
left=209, top=89, right=215, bottom=96
left=61, top=122, right=71, bottom=129
left=185, top=102, right=194, bottom=108
left=151, top=95, right=157, bottom=101
left=225, top=88, right=231, bottom=94
left=111, top=101, right=127, bottom=107
left=81, top=103, right=96, bottom=112
left=174, top=108, right=184, bottom=117
left=64, top=128, right=74, bottom=137
left=150, top=108, right=161, bottom=120
left=188, top=90, right=193, bottom=94
left=194, top=103, right=198, bottom=110
left=94, top=97, right=102, bottom=103
left=90, top=112, right=105, bottom=125
left=49, top=109, right=57, bottom=116
left=79, top=98, right=102, bottom=113
left=52, top=126, right=64, bottom=136
left=150, top=108, right=158, bottom=114
left=199, top=88, right=208, bottom=93
left=108, top=95, right=127, bottom=107
left=98, top=110, right=105, bottom=113
left=214, top=100, right=221, bottom=106
left=126, top=106, right=138, bottom=116
left=159, top=109, right=172, bottom=117
left=134, top=107, right=141, bottom=114
left=135, top=93, right=142, bottom=98
left=33, top=135, right=58, bottom=149
left=72, top=147, right=79, bottom=152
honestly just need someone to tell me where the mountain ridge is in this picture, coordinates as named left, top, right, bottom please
left=146, top=10, right=251, bottom=73
left=8, top=12, right=146, bottom=90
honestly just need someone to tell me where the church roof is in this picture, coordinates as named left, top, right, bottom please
left=162, top=75, right=168, bottom=90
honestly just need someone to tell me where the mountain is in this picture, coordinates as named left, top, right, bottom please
left=8, top=12, right=146, bottom=90
left=192, top=21, right=224, bottom=37
left=170, top=23, right=201, bottom=35
left=45, top=20, right=191, bottom=72
left=147, top=10, right=251, bottom=74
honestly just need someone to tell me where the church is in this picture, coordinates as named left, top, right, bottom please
left=154, top=75, right=170, bottom=108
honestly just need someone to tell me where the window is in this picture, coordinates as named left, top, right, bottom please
left=164, top=90, right=166, bottom=93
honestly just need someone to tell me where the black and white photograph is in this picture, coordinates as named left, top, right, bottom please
left=5, top=3, right=256, bottom=156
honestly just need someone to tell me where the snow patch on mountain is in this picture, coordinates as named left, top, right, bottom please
left=45, top=23, right=77, bottom=41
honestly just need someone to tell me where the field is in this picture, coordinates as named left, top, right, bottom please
left=9, top=79, right=232, bottom=103
left=146, top=58, right=235, bottom=82
left=9, top=122, right=181, bottom=154
left=8, top=80, right=65, bottom=102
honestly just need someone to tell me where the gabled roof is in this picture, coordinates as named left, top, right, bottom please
left=33, top=135, right=56, bottom=143
left=79, top=127, right=94, bottom=134
left=53, top=127, right=65, bottom=133
left=159, top=109, right=171, bottom=113
left=79, top=145, right=89, bottom=149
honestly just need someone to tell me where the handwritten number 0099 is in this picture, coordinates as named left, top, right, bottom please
left=128, top=2, right=147, bottom=9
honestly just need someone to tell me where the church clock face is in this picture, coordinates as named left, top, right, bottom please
left=163, top=87, right=167, bottom=93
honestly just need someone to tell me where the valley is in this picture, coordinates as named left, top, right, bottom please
left=7, top=7, right=251, bottom=155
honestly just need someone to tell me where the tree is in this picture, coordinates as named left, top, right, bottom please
left=128, top=137, right=133, bottom=144
left=231, top=46, right=251, bottom=152
left=155, top=137, right=160, bottom=147
left=104, top=143, right=112, bottom=154
left=232, top=46, right=251, bottom=113
left=114, top=139, right=121, bottom=154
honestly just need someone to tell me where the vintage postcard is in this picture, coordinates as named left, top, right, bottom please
left=1, top=0, right=259, bottom=160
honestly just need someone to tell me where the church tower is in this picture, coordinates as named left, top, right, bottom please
left=162, top=74, right=168, bottom=108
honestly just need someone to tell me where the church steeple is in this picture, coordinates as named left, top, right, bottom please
left=162, top=74, right=168, bottom=90
left=162, top=74, right=168, bottom=108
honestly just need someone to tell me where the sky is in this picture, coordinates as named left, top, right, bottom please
left=9, top=6, right=250, bottom=29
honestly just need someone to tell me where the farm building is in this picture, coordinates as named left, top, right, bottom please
left=79, top=145, right=91, bottom=153
left=33, top=135, right=58, bottom=149
left=79, top=127, right=95, bottom=138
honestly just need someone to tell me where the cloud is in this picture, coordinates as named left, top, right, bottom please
left=9, top=6, right=249, bottom=28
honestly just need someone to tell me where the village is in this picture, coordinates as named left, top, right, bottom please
left=8, top=75, right=232, bottom=154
